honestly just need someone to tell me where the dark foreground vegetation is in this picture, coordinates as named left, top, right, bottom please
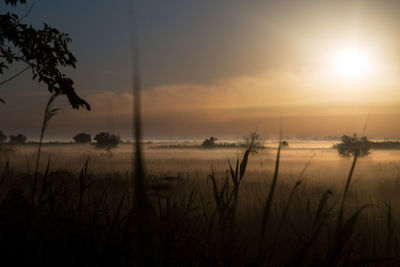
left=0, top=142, right=399, bottom=267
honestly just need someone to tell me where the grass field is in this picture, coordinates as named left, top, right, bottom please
left=1, top=141, right=400, bottom=266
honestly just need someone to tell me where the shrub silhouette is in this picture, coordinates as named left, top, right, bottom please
left=0, top=131, right=6, bottom=143
left=94, top=132, right=120, bottom=150
left=73, top=133, right=91, bottom=144
left=202, top=136, right=217, bottom=147
left=9, top=134, right=26, bottom=144
left=242, top=132, right=265, bottom=152
left=281, top=140, right=289, bottom=147
left=336, top=134, right=371, bottom=157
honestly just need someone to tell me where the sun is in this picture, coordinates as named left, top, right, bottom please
left=314, top=41, right=385, bottom=98
left=330, top=45, right=373, bottom=80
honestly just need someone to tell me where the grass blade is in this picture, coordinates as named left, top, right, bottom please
left=257, top=140, right=282, bottom=262
left=337, top=152, right=359, bottom=231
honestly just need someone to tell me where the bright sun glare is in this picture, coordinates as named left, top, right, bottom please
left=330, top=45, right=373, bottom=80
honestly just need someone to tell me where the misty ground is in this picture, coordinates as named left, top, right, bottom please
left=2, top=141, right=400, bottom=266
left=5, top=141, right=400, bottom=176
left=4, top=141, right=400, bottom=211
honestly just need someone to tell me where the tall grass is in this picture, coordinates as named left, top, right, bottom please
left=0, top=140, right=399, bottom=265
left=32, top=93, right=59, bottom=202
left=130, top=13, right=154, bottom=266
left=257, top=139, right=282, bottom=263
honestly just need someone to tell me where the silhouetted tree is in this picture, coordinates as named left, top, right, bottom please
left=202, top=136, right=217, bottom=147
left=0, top=131, right=6, bottom=143
left=73, top=132, right=91, bottom=144
left=242, top=132, right=265, bottom=152
left=9, top=134, right=26, bottom=144
left=336, top=134, right=371, bottom=157
left=94, top=132, right=120, bottom=150
left=0, top=0, right=89, bottom=109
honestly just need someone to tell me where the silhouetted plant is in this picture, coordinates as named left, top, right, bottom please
left=32, top=93, right=60, bottom=202
left=208, top=134, right=255, bottom=228
left=0, top=0, right=89, bottom=110
left=73, top=132, right=91, bottom=144
left=94, top=132, right=120, bottom=150
left=258, top=140, right=282, bottom=263
left=8, top=134, right=26, bottom=144
left=242, top=131, right=265, bottom=152
left=0, top=131, right=6, bottom=143
left=336, top=134, right=371, bottom=157
left=202, top=136, right=217, bottom=147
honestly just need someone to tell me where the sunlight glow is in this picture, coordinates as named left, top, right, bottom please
left=330, top=45, right=373, bottom=80
left=312, top=40, right=387, bottom=99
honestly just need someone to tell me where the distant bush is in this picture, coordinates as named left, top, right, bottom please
left=242, top=132, right=265, bottom=152
left=0, top=131, right=6, bottom=143
left=202, top=136, right=217, bottom=147
left=73, top=133, right=91, bottom=144
left=94, top=132, right=120, bottom=150
left=9, top=134, right=26, bottom=144
left=335, top=134, right=371, bottom=157
left=281, top=140, right=289, bottom=147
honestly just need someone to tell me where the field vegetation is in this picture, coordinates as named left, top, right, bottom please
left=1, top=140, right=400, bottom=266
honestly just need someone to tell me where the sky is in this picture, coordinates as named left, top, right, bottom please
left=1, top=0, right=400, bottom=140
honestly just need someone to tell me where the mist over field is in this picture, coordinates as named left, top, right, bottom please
left=3, top=139, right=400, bottom=265
left=5, top=141, right=400, bottom=207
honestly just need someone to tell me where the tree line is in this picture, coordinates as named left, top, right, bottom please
left=73, top=132, right=121, bottom=150
left=0, top=131, right=121, bottom=150
left=0, top=131, right=26, bottom=143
